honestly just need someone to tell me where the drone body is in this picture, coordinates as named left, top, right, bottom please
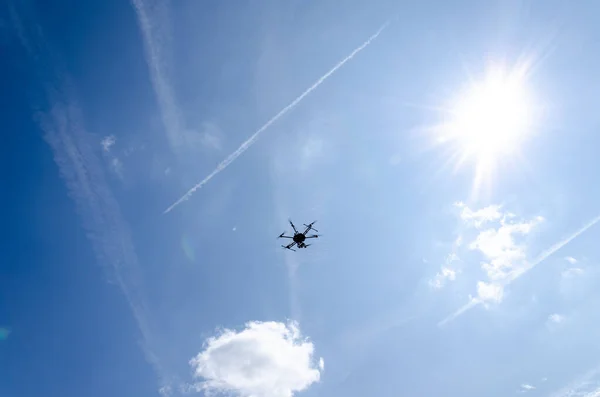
left=278, top=219, right=319, bottom=251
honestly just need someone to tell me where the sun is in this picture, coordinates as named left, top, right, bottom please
left=434, top=60, right=540, bottom=195
left=451, top=67, right=533, bottom=157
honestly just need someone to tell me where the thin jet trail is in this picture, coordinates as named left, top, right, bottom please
left=163, top=20, right=392, bottom=214
left=438, top=213, right=600, bottom=327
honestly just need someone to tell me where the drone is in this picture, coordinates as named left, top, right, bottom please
left=278, top=219, right=319, bottom=251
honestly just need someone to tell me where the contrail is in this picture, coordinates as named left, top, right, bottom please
left=163, top=20, right=392, bottom=214
left=438, top=213, right=600, bottom=327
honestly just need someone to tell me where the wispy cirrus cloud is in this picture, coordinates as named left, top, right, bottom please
left=130, top=0, right=185, bottom=150
left=130, top=0, right=225, bottom=157
left=187, top=321, right=323, bottom=397
left=11, top=4, right=171, bottom=391
left=39, top=84, right=165, bottom=383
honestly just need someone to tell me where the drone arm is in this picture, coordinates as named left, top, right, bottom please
left=283, top=241, right=297, bottom=250
left=279, top=235, right=293, bottom=239
left=303, top=222, right=318, bottom=233
left=305, top=234, right=319, bottom=239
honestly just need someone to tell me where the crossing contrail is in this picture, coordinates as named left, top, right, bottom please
left=163, top=20, right=392, bottom=214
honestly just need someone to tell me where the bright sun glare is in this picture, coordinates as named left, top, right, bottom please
left=435, top=61, right=540, bottom=195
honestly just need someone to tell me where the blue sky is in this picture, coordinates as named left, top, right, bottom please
left=3, top=0, right=600, bottom=396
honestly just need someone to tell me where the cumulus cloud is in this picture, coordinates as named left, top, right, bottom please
left=455, top=203, right=543, bottom=303
left=520, top=383, right=536, bottom=392
left=547, top=313, right=565, bottom=325
left=439, top=204, right=542, bottom=325
left=469, top=214, right=543, bottom=286
left=439, top=206, right=600, bottom=326
left=189, top=321, right=323, bottom=397
left=565, top=256, right=578, bottom=265
left=430, top=267, right=457, bottom=289
left=101, top=135, right=116, bottom=151
left=456, top=201, right=503, bottom=228
left=476, top=281, right=504, bottom=303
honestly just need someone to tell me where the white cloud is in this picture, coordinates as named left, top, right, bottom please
left=101, top=135, right=116, bottom=151
left=429, top=244, right=461, bottom=289
left=455, top=201, right=503, bottom=228
left=548, top=313, right=565, bottom=324
left=438, top=204, right=582, bottom=326
left=520, top=383, right=536, bottom=392
left=562, top=267, right=585, bottom=278
left=429, top=252, right=459, bottom=289
left=189, top=321, right=323, bottom=397
left=462, top=206, right=543, bottom=303
left=476, top=281, right=504, bottom=303
left=430, top=266, right=457, bottom=289
left=565, top=256, right=578, bottom=265
left=158, top=385, right=172, bottom=397
left=469, top=216, right=542, bottom=285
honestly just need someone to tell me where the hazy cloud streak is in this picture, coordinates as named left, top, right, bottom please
left=130, top=0, right=184, bottom=149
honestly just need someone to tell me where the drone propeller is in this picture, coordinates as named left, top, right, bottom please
left=278, top=232, right=285, bottom=238
left=304, top=223, right=318, bottom=232
left=288, top=219, right=299, bottom=232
